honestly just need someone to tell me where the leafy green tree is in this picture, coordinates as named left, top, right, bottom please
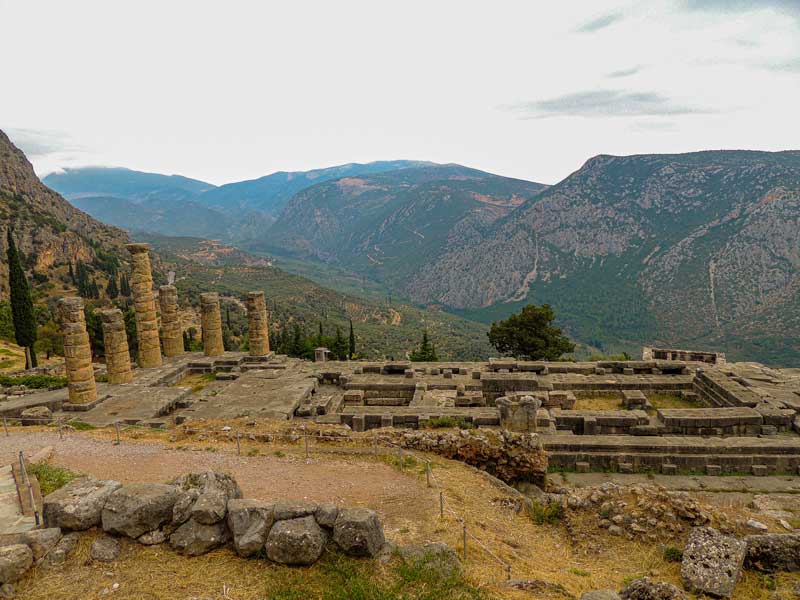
left=409, top=331, right=438, bottom=361
left=35, top=320, right=64, bottom=359
left=348, top=319, right=356, bottom=359
left=6, top=229, right=38, bottom=368
left=106, top=275, right=119, bottom=299
left=0, top=301, right=15, bottom=342
left=330, top=327, right=348, bottom=360
left=487, top=304, right=574, bottom=360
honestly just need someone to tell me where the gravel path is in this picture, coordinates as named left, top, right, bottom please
left=0, top=430, right=438, bottom=539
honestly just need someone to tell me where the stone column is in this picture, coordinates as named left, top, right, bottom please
left=245, top=291, right=270, bottom=356
left=159, top=285, right=184, bottom=357
left=200, top=292, right=224, bottom=356
left=58, top=297, right=97, bottom=404
left=126, top=243, right=162, bottom=368
left=99, top=308, right=133, bottom=384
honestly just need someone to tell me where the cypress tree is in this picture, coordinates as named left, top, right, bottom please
left=331, top=327, right=347, bottom=360
left=68, top=262, right=76, bottom=284
left=6, top=229, right=38, bottom=368
left=348, top=319, right=356, bottom=359
left=106, top=275, right=119, bottom=299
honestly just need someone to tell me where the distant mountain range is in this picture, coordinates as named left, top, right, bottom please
left=39, top=147, right=800, bottom=365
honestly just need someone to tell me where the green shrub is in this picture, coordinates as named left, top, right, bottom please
left=68, top=421, right=96, bottom=431
left=0, top=374, right=68, bottom=389
left=27, top=463, right=80, bottom=495
left=663, top=546, right=683, bottom=562
left=528, top=500, right=564, bottom=525
left=424, top=416, right=475, bottom=430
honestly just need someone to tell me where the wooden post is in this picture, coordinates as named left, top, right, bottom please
left=304, top=429, right=309, bottom=460
left=462, top=522, right=467, bottom=560
left=373, top=430, right=378, bottom=456
left=397, top=446, right=403, bottom=471
left=439, top=491, right=444, bottom=518
left=114, top=422, right=121, bottom=445
left=2, top=417, right=7, bottom=437
left=236, top=431, right=241, bottom=456
left=426, top=460, right=431, bottom=487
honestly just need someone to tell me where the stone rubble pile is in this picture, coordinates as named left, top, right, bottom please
left=0, top=470, right=389, bottom=590
left=390, top=428, right=548, bottom=484
left=564, top=482, right=732, bottom=542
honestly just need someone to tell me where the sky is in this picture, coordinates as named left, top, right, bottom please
left=1, top=0, right=799, bottom=186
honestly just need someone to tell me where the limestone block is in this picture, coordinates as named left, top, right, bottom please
left=99, top=308, right=133, bottom=384
left=44, top=476, right=121, bottom=530
left=332, top=508, right=385, bottom=557
left=58, top=297, right=97, bottom=404
left=200, top=293, right=224, bottom=357
left=126, top=243, right=162, bottom=368
left=681, top=526, right=745, bottom=598
left=246, top=291, right=270, bottom=356
left=102, top=483, right=180, bottom=538
left=159, top=285, right=184, bottom=357
left=265, top=516, right=327, bottom=565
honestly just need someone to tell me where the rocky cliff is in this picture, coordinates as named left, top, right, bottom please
left=0, top=130, right=130, bottom=299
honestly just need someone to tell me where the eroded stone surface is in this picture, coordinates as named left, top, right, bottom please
left=332, top=508, right=385, bottom=557
left=680, top=527, right=745, bottom=598
left=102, top=483, right=180, bottom=539
left=43, top=477, right=121, bottom=531
left=227, top=499, right=274, bottom=557
left=265, top=516, right=327, bottom=565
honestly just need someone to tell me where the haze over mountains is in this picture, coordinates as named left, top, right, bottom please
left=42, top=148, right=800, bottom=365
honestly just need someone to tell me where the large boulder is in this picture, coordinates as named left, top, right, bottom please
left=169, top=519, right=229, bottom=556
left=227, top=499, right=274, bottom=557
left=191, top=489, right=228, bottom=525
left=171, top=471, right=242, bottom=501
left=20, top=528, right=62, bottom=562
left=680, top=527, right=745, bottom=598
left=745, top=533, right=800, bottom=572
left=43, top=477, right=121, bottom=530
left=620, top=578, right=688, bottom=600
left=102, top=483, right=179, bottom=539
left=0, top=545, right=32, bottom=584
left=171, top=472, right=242, bottom=527
left=265, top=516, right=327, bottom=566
left=273, top=501, right=317, bottom=521
left=20, top=406, right=52, bottom=426
left=42, top=532, right=81, bottom=567
left=332, top=508, right=385, bottom=557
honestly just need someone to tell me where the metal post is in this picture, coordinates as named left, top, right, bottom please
left=426, top=460, right=431, bottom=487
left=236, top=432, right=241, bottom=456
left=2, top=417, right=7, bottom=437
left=18, top=451, right=26, bottom=485
left=114, top=422, right=121, bottom=445
left=439, top=491, right=444, bottom=518
left=462, top=522, right=467, bottom=560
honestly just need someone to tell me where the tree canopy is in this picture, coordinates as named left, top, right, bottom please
left=487, top=304, right=574, bottom=361
left=409, top=330, right=438, bottom=361
left=6, top=229, right=37, bottom=367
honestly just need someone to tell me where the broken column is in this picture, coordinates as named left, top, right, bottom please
left=200, top=292, right=224, bottom=356
left=245, top=291, right=270, bottom=356
left=159, top=285, right=184, bottom=357
left=126, top=243, right=162, bottom=368
left=58, top=297, right=97, bottom=404
left=99, top=308, right=133, bottom=384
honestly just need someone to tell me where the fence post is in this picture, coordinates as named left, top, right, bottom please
left=304, top=428, right=309, bottom=460
left=506, top=564, right=512, bottom=581
left=236, top=431, right=241, bottom=456
left=58, top=424, right=64, bottom=440
left=462, top=521, right=467, bottom=560
left=373, top=430, right=378, bottom=456
left=2, top=417, right=7, bottom=437
left=439, top=491, right=444, bottom=518
left=425, top=460, right=431, bottom=487
left=18, top=451, right=26, bottom=485
left=114, top=422, right=121, bottom=445
left=397, top=446, right=403, bottom=471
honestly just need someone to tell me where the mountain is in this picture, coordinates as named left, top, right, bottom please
left=143, top=234, right=492, bottom=360
left=198, top=160, right=433, bottom=216
left=262, top=164, right=548, bottom=290
left=407, top=151, right=800, bottom=365
left=0, top=131, right=130, bottom=299
left=44, top=167, right=215, bottom=201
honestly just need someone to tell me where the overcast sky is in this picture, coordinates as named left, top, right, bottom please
left=2, top=0, right=798, bottom=185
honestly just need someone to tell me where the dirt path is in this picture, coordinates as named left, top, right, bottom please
left=0, top=430, right=438, bottom=542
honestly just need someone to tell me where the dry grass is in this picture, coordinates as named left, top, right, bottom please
left=13, top=419, right=800, bottom=599
left=647, top=393, right=699, bottom=410
left=572, top=396, right=622, bottom=411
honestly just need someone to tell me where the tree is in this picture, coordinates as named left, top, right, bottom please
left=68, top=262, right=76, bottom=284
left=331, top=327, right=348, bottom=360
left=409, top=331, right=438, bottom=361
left=487, top=304, right=574, bottom=361
left=348, top=319, right=356, bottom=359
left=106, top=275, right=119, bottom=299
left=6, top=229, right=38, bottom=368
left=119, top=273, right=132, bottom=297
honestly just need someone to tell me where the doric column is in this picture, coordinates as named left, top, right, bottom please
left=200, top=292, right=224, bottom=356
left=99, top=308, right=133, bottom=384
left=159, top=285, right=184, bottom=357
left=58, top=297, right=97, bottom=404
left=126, top=243, right=162, bottom=368
left=246, top=291, right=270, bottom=356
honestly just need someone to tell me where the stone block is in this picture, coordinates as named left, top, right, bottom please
left=681, top=526, right=745, bottom=598
left=706, top=464, right=722, bottom=476
left=661, top=463, right=678, bottom=475
left=752, top=464, right=768, bottom=477
left=618, top=462, right=634, bottom=474
left=575, top=461, right=590, bottom=473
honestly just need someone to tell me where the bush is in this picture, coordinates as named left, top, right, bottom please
left=0, top=374, right=68, bottom=389
left=663, top=546, right=683, bottom=562
left=424, top=416, right=475, bottom=430
left=528, top=500, right=564, bottom=525
left=27, top=463, right=80, bottom=495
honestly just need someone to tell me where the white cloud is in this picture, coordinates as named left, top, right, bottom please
left=0, top=0, right=798, bottom=186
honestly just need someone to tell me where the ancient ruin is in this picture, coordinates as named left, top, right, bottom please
left=58, top=297, right=97, bottom=405
left=158, top=285, right=183, bottom=358
left=126, top=243, right=162, bottom=368
left=245, top=291, right=270, bottom=356
left=200, top=292, right=224, bottom=357
left=99, top=308, right=133, bottom=385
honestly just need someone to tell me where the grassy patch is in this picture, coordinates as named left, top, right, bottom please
left=647, top=393, right=699, bottom=410
left=27, top=463, right=80, bottom=495
left=424, top=416, right=475, bottom=430
left=68, top=421, right=96, bottom=431
left=663, top=547, right=683, bottom=563
left=0, top=374, right=68, bottom=389
left=527, top=500, right=564, bottom=525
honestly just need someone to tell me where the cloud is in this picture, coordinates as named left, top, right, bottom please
left=575, top=12, right=623, bottom=33
left=504, top=90, right=714, bottom=119
left=681, top=0, right=800, bottom=16
left=6, top=127, right=83, bottom=157
left=763, top=57, right=800, bottom=72
left=607, top=65, right=643, bottom=78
